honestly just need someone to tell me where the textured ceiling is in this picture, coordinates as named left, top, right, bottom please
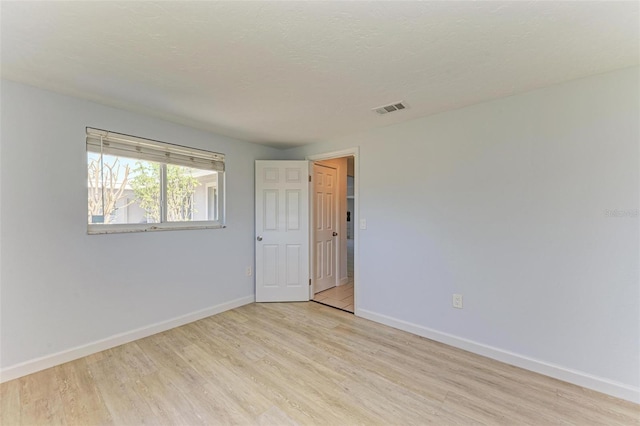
left=1, top=1, right=638, bottom=148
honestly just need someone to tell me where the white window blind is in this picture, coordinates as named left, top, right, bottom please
left=86, top=128, right=225, bottom=172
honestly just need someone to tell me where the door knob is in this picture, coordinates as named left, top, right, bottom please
left=257, top=236, right=263, bottom=241
left=332, top=232, right=338, bottom=237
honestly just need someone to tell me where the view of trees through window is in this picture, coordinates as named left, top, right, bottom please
left=88, top=153, right=219, bottom=225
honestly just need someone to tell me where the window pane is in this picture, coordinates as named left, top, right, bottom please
left=168, top=166, right=218, bottom=222
left=87, top=153, right=161, bottom=225
left=129, top=160, right=162, bottom=224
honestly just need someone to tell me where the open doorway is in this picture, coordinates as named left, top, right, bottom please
left=310, top=155, right=355, bottom=313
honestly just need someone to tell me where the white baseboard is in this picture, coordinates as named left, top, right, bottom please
left=0, top=295, right=255, bottom=383
left=357, top=308, right=640, bottom=404
left=338, top=277, right=349, bottom=286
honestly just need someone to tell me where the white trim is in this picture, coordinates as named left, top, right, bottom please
left=88, top=221, right=224, bottom=235
left=358, top=308, right=640, bottom=404
left=205, top=181, right=218, bottom=221
left=338, top=277, right=349, bottom=286
left=307, top=148, right=359, bottom=162
left=0, top=295, right=254, bottom=383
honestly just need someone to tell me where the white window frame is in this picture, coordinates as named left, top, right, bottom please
left=86, top=127, right=226, bottom=235
left=205, top=182, right=219, bottom=222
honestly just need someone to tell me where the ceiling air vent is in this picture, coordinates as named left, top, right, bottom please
left=372, top=101, right=408, bottom=115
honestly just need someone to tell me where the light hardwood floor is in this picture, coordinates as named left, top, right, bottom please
left=1, top=302, right=638, bottom=425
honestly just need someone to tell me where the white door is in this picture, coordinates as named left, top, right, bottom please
left=255, top=161, right=310, bottom=302
left=313, top=163, right=337, bottom=294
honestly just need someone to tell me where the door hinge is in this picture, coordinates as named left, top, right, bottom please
left=309, top=175, right=312, bottom=182
left=309, top=278, right=312, bottom=286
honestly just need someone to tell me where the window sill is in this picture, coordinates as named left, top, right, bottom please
left=87, top=222, right=225, bottom=235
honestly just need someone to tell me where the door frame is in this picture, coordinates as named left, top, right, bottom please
left=307, top=148, right=359, bottom=315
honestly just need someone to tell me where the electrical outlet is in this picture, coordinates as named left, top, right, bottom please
left=246, top=266, right=252, bottom=276
left=452, top=294, right=463, bottom=309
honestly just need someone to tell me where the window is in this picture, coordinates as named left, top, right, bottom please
left=87, top=128, right=225, bottom=234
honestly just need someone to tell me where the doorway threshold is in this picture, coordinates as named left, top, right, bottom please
left=312, top=299, right=354, bottom=314
left=312, top=283, right=354, bottom=313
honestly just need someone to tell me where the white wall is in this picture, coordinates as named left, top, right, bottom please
left=0, top=80, right=280, bottom=372
left=286, top=67, right=640, bottom=401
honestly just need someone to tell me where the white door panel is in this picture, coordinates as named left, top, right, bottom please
left=313, top=164, right=337, bottom=293
left=255, top=161, right=309, bottom=302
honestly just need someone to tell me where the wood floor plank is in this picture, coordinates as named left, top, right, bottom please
left=134, top=334, right=253, bottom=425
left=256, top=405, right=298, bottom=426
left=133, top=371, right=209, bottom=425
left=18, top=368, right=66, bottom=425
left=1, top=377, right=22, bottom=425
left=54, top=359, right=112, bottom=425
left=86, top=356, right=157, bottom=425
left=1, top=301, right=638, bottom=425
left=337, top=376, right=440, bottom=424
left=555, top=388, right=640, bottom=424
